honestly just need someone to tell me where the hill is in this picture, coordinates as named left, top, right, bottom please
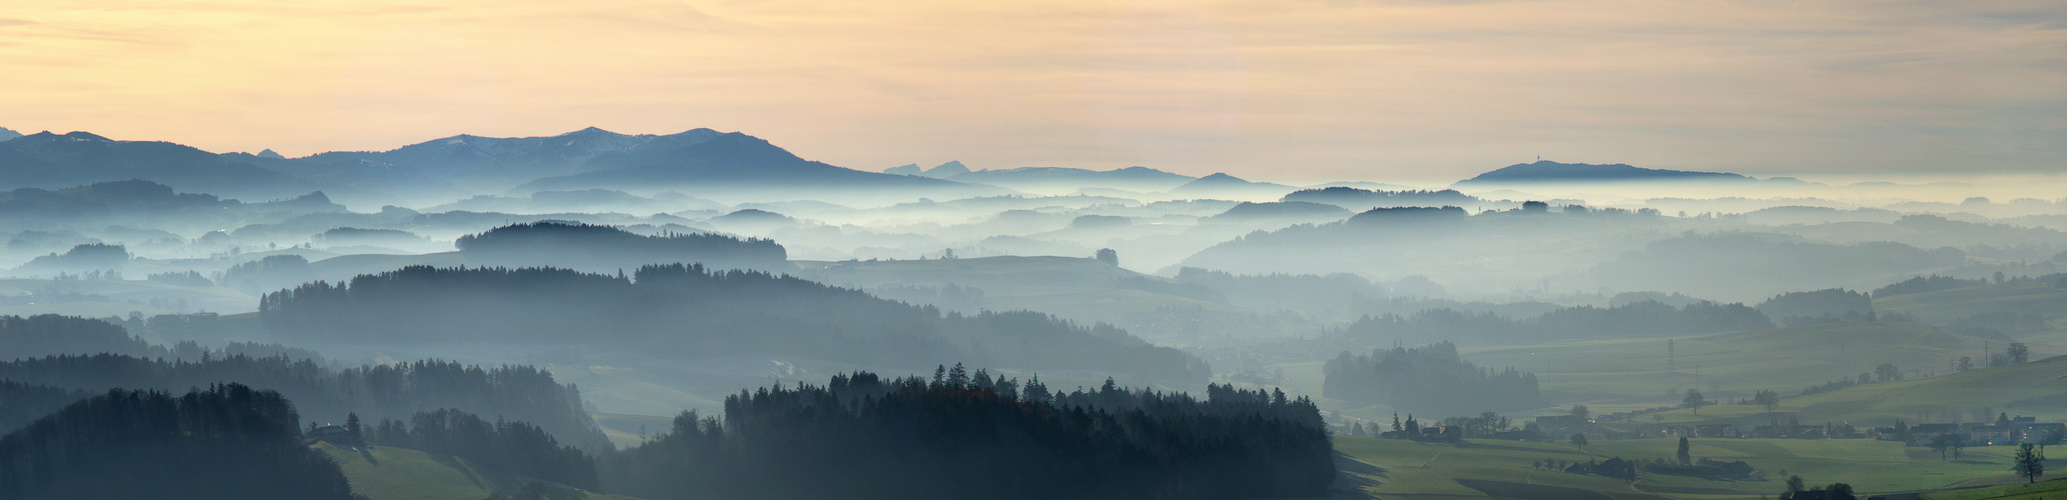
left=1455, top=160, right=1751, bottom=185
left=0, top=384, right=359, bottom=500
left=1177, top=204, right=1673, bottom=294
left=1335, top=436, right=2032, bottom=499
left=259, top=264, right=1211, bottom=384
left=455, top=221, right=790, bottom=274
left=233, top=126, right=662, bottom=200
left=1166, top=172, right=1298, bottom=200
left=1207, top=201, right=1350, bottom=223
left=1589, top=232, right=1969, bottom=303
left=0, top=352, right=612, bottom=451
left=1455, top=321, right=1986, bottom=409
left=794, top=255, right=1321, bottom=346
left=1640, top=354, right=2067, bottom=426
left=511, top=130, right=1006, bottom=204
left=1874, top=280, right=2067, bottom=326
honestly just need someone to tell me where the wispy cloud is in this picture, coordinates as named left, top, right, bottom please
left=0, top=0, right=2060, bottom=184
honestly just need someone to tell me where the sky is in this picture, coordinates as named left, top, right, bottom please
left=2, top=0, right=2063, bottom=185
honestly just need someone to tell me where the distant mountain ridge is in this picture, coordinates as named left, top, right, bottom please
left=0, top=127, right=21, bottom=142
left=216, top=127, right=1010, bottom=205
left=883, top=164, right=1198, bottom=194
left=230, top=127, right=673, bottom=198
left=0, top=131, right=348, bottom=203
left=511, top=130, right=1005, bottom=203
left=1456, top=160, right=1752, bottom=184
left=1166, top=173, right=1298, bottom=200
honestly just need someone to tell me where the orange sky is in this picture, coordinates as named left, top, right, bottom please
left=2, top=0, right=2062, bottom=184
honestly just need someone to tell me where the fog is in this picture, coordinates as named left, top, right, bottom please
left=7, top=128, right=2067, bottom=499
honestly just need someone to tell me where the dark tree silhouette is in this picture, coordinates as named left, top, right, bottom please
left=1323, top=342, right=1541, bottom=415
left=2016, top=443, right=2044, bottom=483
left=371, top=409, right=598, bottom=490
left=455, top=221, right=788, bottom=273
left=605, top=371, right=1332, bottom=500
left=0, top=353, right=609, bottom=451
left=1094, top=248, right=1118, bottom=266
left=0, top=314, right=160, bottom=361
left=0, top=384, right=361, bottom=500
left=260, top=264, right=1208, bottom=383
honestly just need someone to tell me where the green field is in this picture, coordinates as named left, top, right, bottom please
left=1923, top=477, right=2067, bottom=500
left=1305, top=322, right=2004, bottom=424
left=1629, top=354, right=2067, bottom=427
left=1335, top=436, right=2051, bottom=500
left=1876, top=281, right=2067, bottom=326
left=314, top=442, right=639, bottom=500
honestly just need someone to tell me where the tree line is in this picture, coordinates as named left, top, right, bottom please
left=0, top=314, right=161, bottom=361
left=604, top=367, right=1333, bottom=500
left=455, top=221, right=790, bottom=273
left=1, top=361, right=1329, bottom=499
left=0, top=353, right=609, bottom=450
left=260, top=263, right=1208, bottom=384
left=1322, top=342, right=1542, bottom=415
left=369, top=408, right=599, bottom=490
left=0, top=384, right=361, bottom=500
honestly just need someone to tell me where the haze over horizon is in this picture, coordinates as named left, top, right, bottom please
left=4, top=0, right=2061, bottom=185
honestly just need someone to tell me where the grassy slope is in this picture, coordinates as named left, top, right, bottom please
left=1479, top=322, right=1978, bottom=403
left=1875, top=281, right=2067, bottom=326
left=1336, top=436, right=2043, bottom=500
left=1635, top=354, right=2067, bottom=427
left=314, top=442, right=638, bottom=500
left=1924, top=477, right=2067, bottom=500
left=1311, top=322, right=1995, bottom=424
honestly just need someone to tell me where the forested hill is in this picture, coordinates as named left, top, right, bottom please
left=606, top=370, right=1332, bottom=500
left=0, top=314, right=160, bottom=360
left=260, top=264, right=1210, bottom=384
left=0, top=353, right=610, bottom=451
left=456, top=221, right=790, bottom=273
left=1323, top=342, right=1542, bottom=415
left=0, top=384, right=360, bottom=500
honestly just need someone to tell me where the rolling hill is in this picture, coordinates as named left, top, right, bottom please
left=794, top=255, right=1321, bottom=346
left=1875, top=280, right=2067, bottom=326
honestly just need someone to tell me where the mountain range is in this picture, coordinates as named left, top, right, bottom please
left=0, top=132, right=345, bottom=203
left=0, top=127, right=1009, bottom=209
left=0, top=125, right=1784, bottom=210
